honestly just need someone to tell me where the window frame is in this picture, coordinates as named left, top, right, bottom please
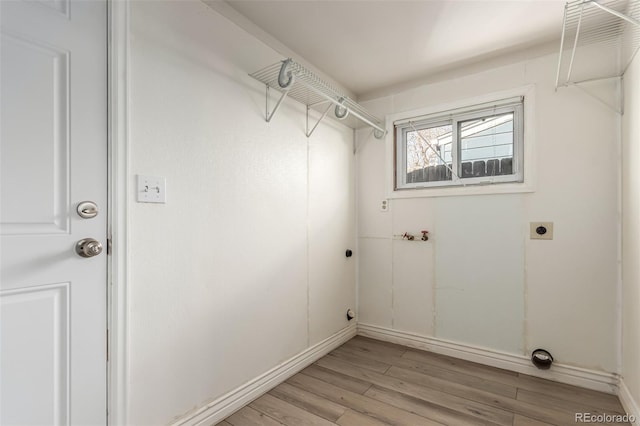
left=394, top=97, right=524, bottom=191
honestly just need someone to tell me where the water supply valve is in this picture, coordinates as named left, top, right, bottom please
left=402, top=232, right=415, bottom=241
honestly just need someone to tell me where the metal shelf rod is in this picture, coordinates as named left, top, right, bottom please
left=556, top=3, right=569, bottom=90
left=555, top=0, right=640, bottom=99
left=250, top=58, right=386, bottom=138
left=306, top=103, right=333, bottom=138
left=590, top=0, right=640, bottom=26
left=298, top=79, right=386, bottom=135
left=566, top=2, right=586, bottom=84
left=562, top=75, right=622, bottom=86
left=266, top=85, right=289, bottom=123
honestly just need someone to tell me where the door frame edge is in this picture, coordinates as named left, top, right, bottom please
left=107, top=0, right=130, bottom=424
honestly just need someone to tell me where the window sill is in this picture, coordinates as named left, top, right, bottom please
left=389, top=182, right=535, bottom=199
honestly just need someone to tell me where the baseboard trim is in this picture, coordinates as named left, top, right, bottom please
left=357, top=323, right=619, bottom=394
left=171, top=324, right=357, bottom=426
left=619, top=379, right=640, bottom=425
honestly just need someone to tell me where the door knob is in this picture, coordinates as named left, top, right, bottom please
left=75, top=238, right=103, bottom=258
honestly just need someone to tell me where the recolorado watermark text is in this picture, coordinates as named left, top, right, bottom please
left=575, top=413, right=636, bottom=423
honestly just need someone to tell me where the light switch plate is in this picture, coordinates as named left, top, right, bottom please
left=530, top=222, right=553, bottom=240
left=137, top=175, right=166, bottom=203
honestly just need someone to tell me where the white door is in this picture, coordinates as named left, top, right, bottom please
left=1, top=0, right=107, bottom=424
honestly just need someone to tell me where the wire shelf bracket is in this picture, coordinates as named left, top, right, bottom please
left=250, top=59, right=386, bottom=139
left=555, top=0, right=640, bottom=113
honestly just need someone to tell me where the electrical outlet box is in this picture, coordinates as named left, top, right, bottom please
left=380, top=199, right=389, bottom=212
left=530, top=222, right=553, bottom=240
left=137, top=175, right=166, bottom=203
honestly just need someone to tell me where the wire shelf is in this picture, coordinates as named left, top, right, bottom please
left=249, top=59, right=386, bottom=138
left=556, top=0, right=640, bottom=88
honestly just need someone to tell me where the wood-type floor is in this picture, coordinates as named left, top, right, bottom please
left=216, top=336, right=629, bottom=426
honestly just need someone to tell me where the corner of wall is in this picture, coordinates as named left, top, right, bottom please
left=621, top=38, right=640, bottom=422
left=169, top=324, right=356, bottom=426
left=619, top=379, right=640, bottom=426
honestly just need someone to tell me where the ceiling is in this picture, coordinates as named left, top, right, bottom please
left=224, top=0, right=566, bottom=99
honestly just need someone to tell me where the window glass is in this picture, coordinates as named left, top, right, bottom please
left=406, top=124, right=453, bottom=184
left=459, top=113, right=514, bottom=178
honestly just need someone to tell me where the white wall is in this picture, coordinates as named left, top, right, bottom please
left=128, top=1, right=355, bottom=424
left=622, top=45, right=640, bottom=410
left=357, top=51, right=620, bottom=373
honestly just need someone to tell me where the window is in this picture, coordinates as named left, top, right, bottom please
left=395, top=97, right=524, bottom=190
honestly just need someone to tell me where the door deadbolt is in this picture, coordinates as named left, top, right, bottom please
left=75, top=238, right=103, bottom=258
left=77, top=201, right=98, bottom=219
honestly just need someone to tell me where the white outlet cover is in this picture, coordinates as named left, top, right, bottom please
left=137, top=175, right=166, bottom=203
left=380, top=199, right=389, bottom=212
